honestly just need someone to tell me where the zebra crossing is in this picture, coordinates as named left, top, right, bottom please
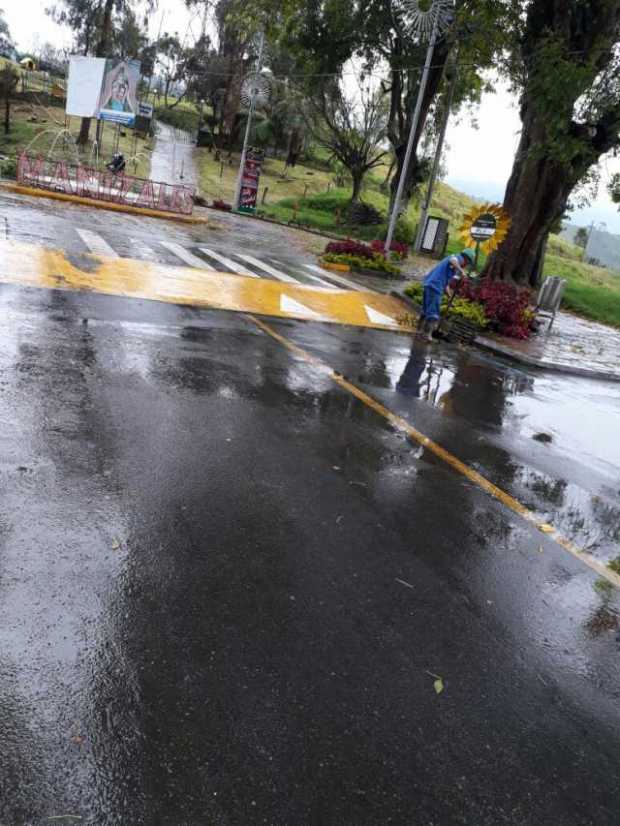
left=74, top=229, right=372, bottom=294
left=0, top=232, right=408, bottom=331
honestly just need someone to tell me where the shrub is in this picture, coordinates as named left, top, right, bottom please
left=0, top=156, right=17, bottom=178
left=324, top=239, right=375, bottom=259
left=323, top=252, right=401, bottom=275
left=371, top=239, right=409, bottom=260
left=405, top=282, right=424, bottom=303
left=459, top=279, right=534, bottom=339
left=404, top=282, right=488, bottom=329
left=448, top=297, right=489, bottom=329
left=393, top=215, right=415, bottom=244
left=155, top=105, right=200, bottom=133
left=348, top=201, right=383, bottom=225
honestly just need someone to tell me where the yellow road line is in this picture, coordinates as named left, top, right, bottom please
left=247, top=314, right=620, bottom=589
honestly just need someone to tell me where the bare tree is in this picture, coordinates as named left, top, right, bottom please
left=304, top=78, right=388, bottom=203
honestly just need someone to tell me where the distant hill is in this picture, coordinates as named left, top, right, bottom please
left=561, top=224, right=620, bottom=272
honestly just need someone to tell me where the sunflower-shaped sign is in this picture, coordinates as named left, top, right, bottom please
left=459, top=204, right=511, bottom=255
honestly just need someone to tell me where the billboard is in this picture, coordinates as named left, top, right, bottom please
left=98, top=59, right=140, bottom=126
left=66, top=57, right=105, bottom=118
left=66, top=56, right=141, bottom=126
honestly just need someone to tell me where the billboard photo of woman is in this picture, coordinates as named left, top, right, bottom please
left=98, top=59, right=140, bottom=125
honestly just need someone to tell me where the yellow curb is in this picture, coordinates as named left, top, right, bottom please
left=320, top=260, right=351, bottom=273
left=1, top=182, right=210, bottom=225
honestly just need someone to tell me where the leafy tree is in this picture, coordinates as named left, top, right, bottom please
left=154, top=33, right=187, bottom=107
left=285, top=0, right=510, bottom=211
left=610, top=173, right=620, bottom=206
left=0, top=64, right=18, bottom=134
left=48, top=0, right=152, bottom=143
left=574, top=226, right=589, bottom=249
left=484, top=0, right=620, bottom=286
left=0, top=6, right=14, bottom=58
left=37, top=42, right=69, bottom=74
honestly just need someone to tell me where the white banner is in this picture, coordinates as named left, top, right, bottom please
left=66, top=57, right=106, bottom=118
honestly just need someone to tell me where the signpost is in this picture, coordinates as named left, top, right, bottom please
left=237, top=149, right=264, bottom=214
left=470, top=212, right=497, bottom=268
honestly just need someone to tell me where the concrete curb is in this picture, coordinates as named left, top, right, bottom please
left=1, top=182, right=211, bottom=225
left=390, top=290, right=620, bottom=383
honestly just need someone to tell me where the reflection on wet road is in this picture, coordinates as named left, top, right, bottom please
left=0, top=283, right=619, bottom=825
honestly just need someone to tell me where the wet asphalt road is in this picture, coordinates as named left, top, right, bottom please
left=0, top=275, right=619, bottom=826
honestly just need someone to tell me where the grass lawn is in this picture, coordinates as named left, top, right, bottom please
left=155, top=100, right=202, bottom=134
left=0, top=102, right=154, bottom=179
left=543, top=253, right=620, bottom=327
left=195, top=148, right=335, bottom=205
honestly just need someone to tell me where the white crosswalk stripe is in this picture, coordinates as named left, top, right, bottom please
left=280, top=295, right=326, bottom=320
left=130, top=238, right=159, bottom=261
left=305, top=264, right=363, bottom=292
left=235, top=253, right=301, bottom=284
left=365, top=305, right=397, bottom=326
left=198, top=247, right=259, bottom=277
left=77, top=229, right=119, bottom=258
left=160, top=241, right=214, bottom=270
left=286, top=264, right=338, bottom=290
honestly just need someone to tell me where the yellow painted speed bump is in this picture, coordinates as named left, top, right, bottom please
left=0, top=239, right=415, bottom=333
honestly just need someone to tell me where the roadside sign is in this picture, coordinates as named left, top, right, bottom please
left=138, top=102, right=154, bottom=119
left=470, top=212, right=497, bottom=242
left=238, top=149, right=264, bottom=214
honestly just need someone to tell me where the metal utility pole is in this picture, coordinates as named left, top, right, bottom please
left=414, top=46, right=459, bottom=252
left=384, top=16, right=439, bottom=255
left=233, top=31, right=265, bottom=211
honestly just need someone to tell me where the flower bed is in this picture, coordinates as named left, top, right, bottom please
left=405, top=282, right=488, bottom=330
left=324, top=239, right=375, bottom=259
left=370, top=239, right=409, bottom=260
left=321, top=238, right=402, bottom=276
left=323, top=252, right=401, bottom=276
left=405, top=278, right=536, bottom=339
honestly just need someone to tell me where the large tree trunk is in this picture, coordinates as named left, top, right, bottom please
left=77, top=117, right=91, bottom=146
left=222, top=60, right=244, bottom=146
left=484, top=0, right=620, bottom=286
left=485, top=104, right=585, bottom=287
left=350, top=169, right=364, bottom=203
left=77, top=0, right=114, bottom=148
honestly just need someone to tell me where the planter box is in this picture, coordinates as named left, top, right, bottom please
left=320, top=260, right=351, bottom=273
left=351, top=266, right=401, bottom=278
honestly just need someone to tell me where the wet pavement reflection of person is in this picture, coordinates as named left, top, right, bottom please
left=396, top=344, right=444, bottom=402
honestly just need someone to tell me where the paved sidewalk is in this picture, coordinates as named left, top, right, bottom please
left=476, top=312, right=620, bottom=381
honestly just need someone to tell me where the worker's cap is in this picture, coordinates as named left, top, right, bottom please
left=461, top=249, right=475, bottom=266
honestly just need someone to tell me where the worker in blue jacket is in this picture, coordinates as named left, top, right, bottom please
left=418, top=249, right=476, bottom=342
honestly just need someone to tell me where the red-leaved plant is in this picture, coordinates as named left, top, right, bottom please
left=458, top=279, right=534, bottom=339
left=370, top=239, right=409, bottom=259
left=324, top=239, right=375, bottom=259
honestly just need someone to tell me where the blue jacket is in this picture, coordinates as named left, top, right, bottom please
left=423, top=255, right=465, bottom=294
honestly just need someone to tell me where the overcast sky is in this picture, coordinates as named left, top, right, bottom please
left=3, top=0, right=620, bottom=232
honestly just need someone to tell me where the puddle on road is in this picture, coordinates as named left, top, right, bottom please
left=302, top=335, right=620, bottom=571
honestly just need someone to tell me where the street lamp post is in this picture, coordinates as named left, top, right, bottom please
left=233, top=32, right=267, bottom=211
left=384, top=0, right=454, bottom=256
